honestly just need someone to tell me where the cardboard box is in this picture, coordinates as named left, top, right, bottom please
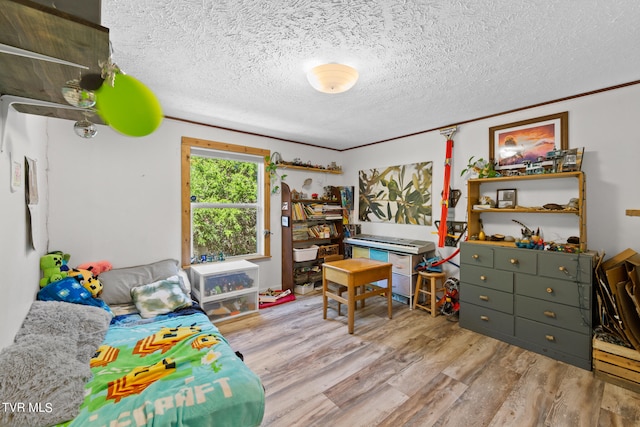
left=599, top=249, right=640, bottom=351
left=601, top=248, right=640, bottom=290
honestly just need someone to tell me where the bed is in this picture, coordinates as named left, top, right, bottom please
left=0, top=259, right=265, bottom=427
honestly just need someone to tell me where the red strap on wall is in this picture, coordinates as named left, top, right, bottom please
left=438, top=138, right=454, bottom=247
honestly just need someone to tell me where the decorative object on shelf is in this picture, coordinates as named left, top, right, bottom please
left=558, top=147, right=584, bottom=172
left=496, top=188, right=517, bottom=208
left=270, top=152, right=282, bottom=164
left=522, top=158, right=546, bottom=175
left=479, top=195, right=495, bottom=207
left=276, top=157, right=342, bottom=173
left=489, top=112, right=568, bottom=172
left=359, top=161, right=433, bottom=225
left=512, top=219, right=535, bottom=239
left=545, top=148, right=565, bottom=173
left=460, top=156, right=499, bottom=178
left=307, top=63, right=359, bottom=94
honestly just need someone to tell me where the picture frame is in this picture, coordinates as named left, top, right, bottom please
left=496, top=188, right=517, bottom=209
left=489, top=112, right=568, bottom=171
left=558, top=147, right=584, bottom=172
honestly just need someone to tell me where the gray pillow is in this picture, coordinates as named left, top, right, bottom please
left=99, top=259, right=180, bottom=305
left=0, top=335, right=90, bottom=427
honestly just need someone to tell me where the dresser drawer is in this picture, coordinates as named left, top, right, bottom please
left=516, top=274, right=591, bottom=308
left=461, top=283, right=513, bottom=314
left=515, top=317, right=590, bottom=359
left=516, top=295, right=590, bottom=334
left=370, top=249, right=389, bottom=262
left=390, top=272, right=416, bottom=297
left=460, top=303, right=514, bottom=336
left=494, top=247, right=537, bottom=274
left=460, top=243, right=494, bottom=268
left=537, top=252, right=592, bottom=284
left=461, top=264, right=513, bottom=293
left=352, top=246, right=370, bottom=258
left=388, top=252, right=419, bottom=275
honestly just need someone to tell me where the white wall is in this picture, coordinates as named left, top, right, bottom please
left=344, top=83, right=640, bottom=276
left=45, top=118, right=343, bottom=291
left=45, top=83, right=640, bottom=287
left=0, top=110, right=49, bottom=349
left=3, top=82, right=639, bottom=349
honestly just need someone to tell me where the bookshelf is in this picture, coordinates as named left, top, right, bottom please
left=281, top=183, right=344, bottom=292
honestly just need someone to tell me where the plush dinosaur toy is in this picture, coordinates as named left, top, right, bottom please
left=39, top=253, right=70, bottom=287
left=76, top=260, right=113, bottom=276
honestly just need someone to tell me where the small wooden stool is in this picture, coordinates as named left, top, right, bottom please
left=413, top=271, right=446, bottom=317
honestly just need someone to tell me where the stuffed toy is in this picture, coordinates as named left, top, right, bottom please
left=76, top=260, right=113, bottom=276
left=39, top=253, right=69, bottom=287
left=68, top=268, right=104, bottom=298
left=47, top=250, right=71, bottom=271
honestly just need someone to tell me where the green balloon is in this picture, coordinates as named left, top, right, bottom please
left=96, top=73, right=163, bottom=137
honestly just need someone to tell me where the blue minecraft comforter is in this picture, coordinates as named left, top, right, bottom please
left=61, top=308, right=264, bottom=427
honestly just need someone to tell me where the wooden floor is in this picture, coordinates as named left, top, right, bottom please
left=218, top=293, right=640, bottom=427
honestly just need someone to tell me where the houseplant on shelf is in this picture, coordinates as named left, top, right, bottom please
left=460, top=156, right=500, bottom=178
left=265, top=155, right=287, bottom=194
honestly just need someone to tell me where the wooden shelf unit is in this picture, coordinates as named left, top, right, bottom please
left=279, top=164, right=342, bottom=174
left=281, top=183, right=344, bottom=292
left=466, top=172, right=586, bottom=251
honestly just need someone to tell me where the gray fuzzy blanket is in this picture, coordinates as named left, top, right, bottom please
left=0, top=301, right=111, bottom=427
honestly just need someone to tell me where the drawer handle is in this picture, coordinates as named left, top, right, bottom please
left=472, top=254, right=479, bottom=259
left=510, top=258, right=518, bottom=265
left=479, top=295, right=489, bottom=301
left=545, top=335, right=555, bottom=342
left=546, top=287, right=554, bottom=294
left=544, top=310, right=556, bottom=318
left=559, top=266, right=570, bottom=275
left=480, top=275, right=487, bottom=281
left=480, top=315, right=489, bottom=321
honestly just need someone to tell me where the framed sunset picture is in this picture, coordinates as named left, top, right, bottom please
left=489, top=112, right=568, bottom=170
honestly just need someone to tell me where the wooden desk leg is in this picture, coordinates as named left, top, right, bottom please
left=387, top=269, right=393, bottom=320
left=348, top=283, right=356, bottom=334
left=322, top=270, right=328, bottom=320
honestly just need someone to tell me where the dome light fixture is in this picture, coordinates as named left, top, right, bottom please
left=307, top=63, right=359, bottom=94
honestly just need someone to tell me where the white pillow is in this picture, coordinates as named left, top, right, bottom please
left=130, top=275, right=191, bottom=318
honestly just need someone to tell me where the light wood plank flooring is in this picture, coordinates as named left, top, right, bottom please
left=217, top=293, right=640, bottom=427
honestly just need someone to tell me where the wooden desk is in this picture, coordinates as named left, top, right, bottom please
left=322, top=258, right=393, bottom=334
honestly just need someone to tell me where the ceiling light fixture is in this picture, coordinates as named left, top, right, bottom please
left=307, top=63, right=359, bottom=94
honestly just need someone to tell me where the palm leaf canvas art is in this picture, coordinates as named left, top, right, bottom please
left=359, top=162, right=433, bottom=225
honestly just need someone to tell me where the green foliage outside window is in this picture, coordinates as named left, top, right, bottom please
left=190, top=156, right=259, bottom=257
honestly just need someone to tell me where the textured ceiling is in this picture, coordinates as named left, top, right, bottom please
left=102, top=0, right=640, bottom=150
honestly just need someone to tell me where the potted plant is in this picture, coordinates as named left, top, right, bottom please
left=460, top=156, right=500, bottom=178
left=265, top=154, right=287, bottom=194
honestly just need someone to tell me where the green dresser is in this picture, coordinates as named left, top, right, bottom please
left=459, top=242, right=594, bottom=370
